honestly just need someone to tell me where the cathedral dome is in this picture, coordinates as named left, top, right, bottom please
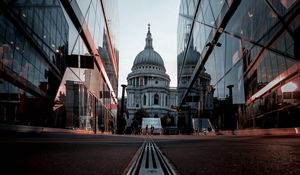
left=133, top=49, right=164, bottom=67
left=177, top=45, right=200, bottom=66
left=132, top=24, right=165, bottom=69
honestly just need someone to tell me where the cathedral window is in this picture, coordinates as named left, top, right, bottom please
left=154, top=94, right=159, bottom=105
left=140, top=78, right=143, bottom=86
left=165, top=96, right=168, bottom=106
left=143, top=95, right=146, bottom=106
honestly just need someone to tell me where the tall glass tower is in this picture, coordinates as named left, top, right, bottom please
left=0, top=0, right=119, bottom=133
left=177, top=0, right=300, bottom=130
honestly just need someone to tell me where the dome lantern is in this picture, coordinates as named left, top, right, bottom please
left=132, top=24, right=165, bottom=70
left=145, top=23, right=153, bottom=49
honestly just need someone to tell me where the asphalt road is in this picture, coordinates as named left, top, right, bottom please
left=152, top=135, right=300, bottom=175
left=0, top=132, right=144, bottom=175
left=0, top=132, right=299, bottom=175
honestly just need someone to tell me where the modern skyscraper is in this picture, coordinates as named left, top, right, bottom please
left=0, top=0, right=68, bottom=126
left=177, top=0, right=300, bottom=130
left=0, top=0, right=119, bottom=133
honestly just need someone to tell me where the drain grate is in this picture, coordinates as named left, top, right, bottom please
left=125, top=140, right=177, bottom=175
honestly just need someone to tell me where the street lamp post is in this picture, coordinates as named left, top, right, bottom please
left=118, top=84, right=127, bottom=134
left=226, top=85, right=235, bottom=133
left=94, top=97, right=97, bottom=134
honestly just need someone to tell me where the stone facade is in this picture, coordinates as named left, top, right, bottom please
left=126, top=25, right=177, bottom=125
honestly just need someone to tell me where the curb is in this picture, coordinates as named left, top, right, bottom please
left=0, top=124, right=97, bottom=135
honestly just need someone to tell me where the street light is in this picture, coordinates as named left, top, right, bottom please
left=205, top=40, right=222, bottom=47
left=118, top=84, right=127, bottom=134
left=226, top=85, right=235, bottom=134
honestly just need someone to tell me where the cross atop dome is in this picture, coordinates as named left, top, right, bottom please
left=148, top=23, right=150, bottom=32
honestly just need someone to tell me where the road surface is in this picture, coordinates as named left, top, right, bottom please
left=1, top=132, right=299, bottom=175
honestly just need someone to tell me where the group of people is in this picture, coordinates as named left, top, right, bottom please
left=145, top=125, right=155, bottom=135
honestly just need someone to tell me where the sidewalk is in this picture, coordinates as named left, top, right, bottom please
left=1, top=124, right=299, bottom=136
left=216, top=127, right=300, bottom=136
left=192, top=127, right=300, bottom=136
left=0, top=124, right=112, bottom=135
left=193, top=127, right=300, bottom=136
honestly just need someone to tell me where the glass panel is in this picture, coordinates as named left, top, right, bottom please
left=13, top=51, right=22, bottom=74
left=214, top=35, right=225, bottom=81
left=1, top=44, right=14, bottom=68
left=20, top=56, right=28, bottom=79
left=209, top=0, right=225, bottom=20
left=225, top=34, right=240, bottom=72
left=203, top=4, right=216, bottom=28
left=226, top=1, right=279, bottom=45
left=270, top=0, right=297, bottom=16
left=180, top=0, right=198, bottom=18
left=204, top=52, right=216, bottom=85
left=217, top=78, right=225, bottom=99
left=76, top=0, right=92, bottom=17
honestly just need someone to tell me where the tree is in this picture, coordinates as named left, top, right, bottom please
left=161, top=112, right=174, bottom=128
left=133, top=108, right=149, bottom=125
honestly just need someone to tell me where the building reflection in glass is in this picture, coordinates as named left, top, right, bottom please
left=1, top=0, right=68, bottom=126
left=53, top=0, right=119, bottom=133
left=177, top=0, right=300, bottom=130
left=0, top=0, right=119, bottom=133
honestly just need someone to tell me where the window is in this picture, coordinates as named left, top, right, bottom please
left=143, top=95, right=146, bottom=105
left=140, top=78, right=143, bottom=86
left=154, top=94, right=159, bottom=105
left=165, top=96, right=168, bottom=106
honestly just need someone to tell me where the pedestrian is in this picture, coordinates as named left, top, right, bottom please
left=151, top=125, right=154, bottom=135
left=145, top=125, right=148, bottom=135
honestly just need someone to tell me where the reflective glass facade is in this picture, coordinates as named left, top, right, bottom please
left=178, top=0, right=300, bottom=130
left=0, top=0, right=119, bottom=133
left=0, top=0, right=68, bottom=126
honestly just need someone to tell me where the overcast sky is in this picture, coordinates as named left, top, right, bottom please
left=117, top=0, right=180, bottom=97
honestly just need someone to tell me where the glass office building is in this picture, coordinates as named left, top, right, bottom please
left=0, top=0, right=119, bottom=132
left=0, top=0, right=68, bottom=126
left=178, top=0, right=300, bottom=130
